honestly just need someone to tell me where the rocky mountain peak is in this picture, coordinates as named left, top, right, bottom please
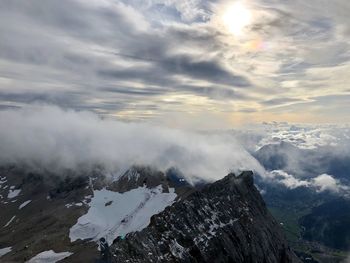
left=110, top=171, right=300, bottom=263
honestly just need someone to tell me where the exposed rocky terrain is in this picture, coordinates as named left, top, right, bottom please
left=111, top=171, right=300, bottom=263
left=0, top=165, right=195, bottom=262
left=0, top=165, right=300, bottom=262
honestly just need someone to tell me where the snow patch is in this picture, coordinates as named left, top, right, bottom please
left=65, top=196, right=91, bottom=208
left=8, top=189, right=21, bottom=199
left=69, top=185, right=177, bottom=244
left=170, top=240, right=186, bottom=259
left=19, top=200, right=32, bottom=209
left=3, top=216, right=16, bottom=227
left=0, top=247, right=12, bottom=257
left=0, top=177, right=7, bottom=189
left=26, top=250, right=73, bottom=263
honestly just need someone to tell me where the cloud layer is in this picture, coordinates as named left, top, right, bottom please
left=0, top=105, right=348, bottom=196
left=268, top=170, right=349, bottom=194
left=0, top=0, right=349, bottom=126
left=0, top=105, right=264, bottom=181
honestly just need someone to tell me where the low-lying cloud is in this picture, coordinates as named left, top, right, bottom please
left=268, top=170, right=350, bottom=195
left=0, top=105, right=265, bottom=181
left=1, top=105, right=348, bottom=194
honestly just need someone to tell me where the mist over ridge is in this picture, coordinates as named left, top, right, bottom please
left=0, top=105, right=265, bottom=181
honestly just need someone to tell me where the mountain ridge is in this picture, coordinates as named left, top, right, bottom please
left=110, top=171, right=300, bottom=263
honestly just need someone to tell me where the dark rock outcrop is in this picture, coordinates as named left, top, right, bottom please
left=111, top=171, right=300, bottom=263
left=109, top=166, right=195, bottom=200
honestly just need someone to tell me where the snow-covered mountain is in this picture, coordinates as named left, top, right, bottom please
left=0, top=165, right=299, bottom=262
left=0, top=165, right=195, bottom=262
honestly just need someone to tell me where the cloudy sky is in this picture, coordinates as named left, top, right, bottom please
left=0, top=0, right=349, bottom=128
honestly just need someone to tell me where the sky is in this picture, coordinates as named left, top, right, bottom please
left=0, top=0, right=349, bottom=128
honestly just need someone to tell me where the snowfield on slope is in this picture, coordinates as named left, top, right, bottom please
left=26, top=250, right=73, bottom=263
left=69, top=185, right=177, bottom=244
left=0, top=247, right=12, bottom=257
left=19, top=200, right=31, bottom=209
left=7, top=188, right=21, bottom=199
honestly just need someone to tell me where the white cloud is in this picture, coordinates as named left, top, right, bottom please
left=268, top=170, right=310, bottom=189
left=268, top=170, right=349, bottom=195
left=312, top=174, right=344, bottom=193
left=254, top=122, right=348, bottom=150
left=0, top=105, right=265, bottom=181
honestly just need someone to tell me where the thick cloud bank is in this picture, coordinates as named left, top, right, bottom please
left=0, top=105, right=264, bottom=181
left=234, top=122, right=350, bottom=196
left=267, top=170, right=349, bottom=194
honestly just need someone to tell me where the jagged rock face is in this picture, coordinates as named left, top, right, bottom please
left=111, top=171, right=300, bottom=263
left=0, top=165, right=195, bottom=262
left=109, top=166, right=168, bottom=193
left=109, top=166, right=195, bottom=200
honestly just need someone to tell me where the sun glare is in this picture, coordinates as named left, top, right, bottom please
left=222, top=2, right=252, bottom=36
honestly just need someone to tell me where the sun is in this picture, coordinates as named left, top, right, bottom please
left=222, top=2, right=252, bottom=36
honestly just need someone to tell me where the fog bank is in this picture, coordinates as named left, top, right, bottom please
left=0, top=105, right=265, bottom=181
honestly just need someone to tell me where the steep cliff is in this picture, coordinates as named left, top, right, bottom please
left=111, top=171, right=300, bottom=263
